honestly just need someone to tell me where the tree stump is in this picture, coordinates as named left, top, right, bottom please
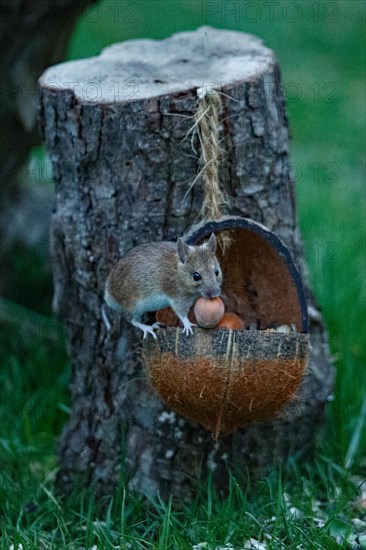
left=39, top=27, right=333, bottom=499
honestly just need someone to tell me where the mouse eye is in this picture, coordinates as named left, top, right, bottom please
left=215, top=268, right=220, bottom=277
left=193, top=272, right=202, bottom=282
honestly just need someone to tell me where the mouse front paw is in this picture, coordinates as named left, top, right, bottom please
left=182, top=318, right=196, bottom=336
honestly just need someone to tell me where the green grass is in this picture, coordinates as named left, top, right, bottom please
left=1, top=0, right=365, bottom=547
left=1, top=392, right=365, bottom=550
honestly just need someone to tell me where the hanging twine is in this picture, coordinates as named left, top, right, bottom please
left=195, top=85, right=232, bottom=252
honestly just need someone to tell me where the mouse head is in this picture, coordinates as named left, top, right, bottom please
left=177, top=233, right=222, bottom=298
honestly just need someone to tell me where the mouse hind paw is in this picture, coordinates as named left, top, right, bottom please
left=152, top=321, right=166, bottom=329
left=132, top=320, right=159, bottom=340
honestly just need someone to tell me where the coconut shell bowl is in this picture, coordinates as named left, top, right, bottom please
left=143, top=216, right=309, bottom=439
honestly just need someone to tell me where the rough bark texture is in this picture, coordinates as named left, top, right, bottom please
left=0, top=0, right=96, bottom=239
left=39, top=27, right=333, bottom=499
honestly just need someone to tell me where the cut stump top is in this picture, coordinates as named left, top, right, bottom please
left=39, top=26, right=274, bottom=103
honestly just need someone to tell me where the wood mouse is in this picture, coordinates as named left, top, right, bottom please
left=104, top=233, right=222, bottom=339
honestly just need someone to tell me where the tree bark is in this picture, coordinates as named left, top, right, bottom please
left=39, top=27, right=333, bottom=499
left=0, top=0, right=97, bottom=241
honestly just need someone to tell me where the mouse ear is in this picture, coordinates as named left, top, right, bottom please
left=177, top=238, right=191, bottom=263
left=205, top=233, right=217, bottom=254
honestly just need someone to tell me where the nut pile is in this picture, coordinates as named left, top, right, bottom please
left=156, top=297, right=295, bottom=332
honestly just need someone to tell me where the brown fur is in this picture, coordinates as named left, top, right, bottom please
left=105, top=235, right=222, bottom=322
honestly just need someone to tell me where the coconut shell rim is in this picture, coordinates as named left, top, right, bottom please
left=154, top=325, right=309, bottom=338
left=146, top=326, right=309, bottom=361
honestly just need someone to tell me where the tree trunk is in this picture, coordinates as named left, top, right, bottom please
left=0, top=0, right=96, bottom=242
left=39, top=27, right=333, bottom=499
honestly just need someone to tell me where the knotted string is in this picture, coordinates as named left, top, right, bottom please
left=195, top=86, right=232, bottom=252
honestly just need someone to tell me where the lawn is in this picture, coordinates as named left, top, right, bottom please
left=1, top=1, right=365, bottom=547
